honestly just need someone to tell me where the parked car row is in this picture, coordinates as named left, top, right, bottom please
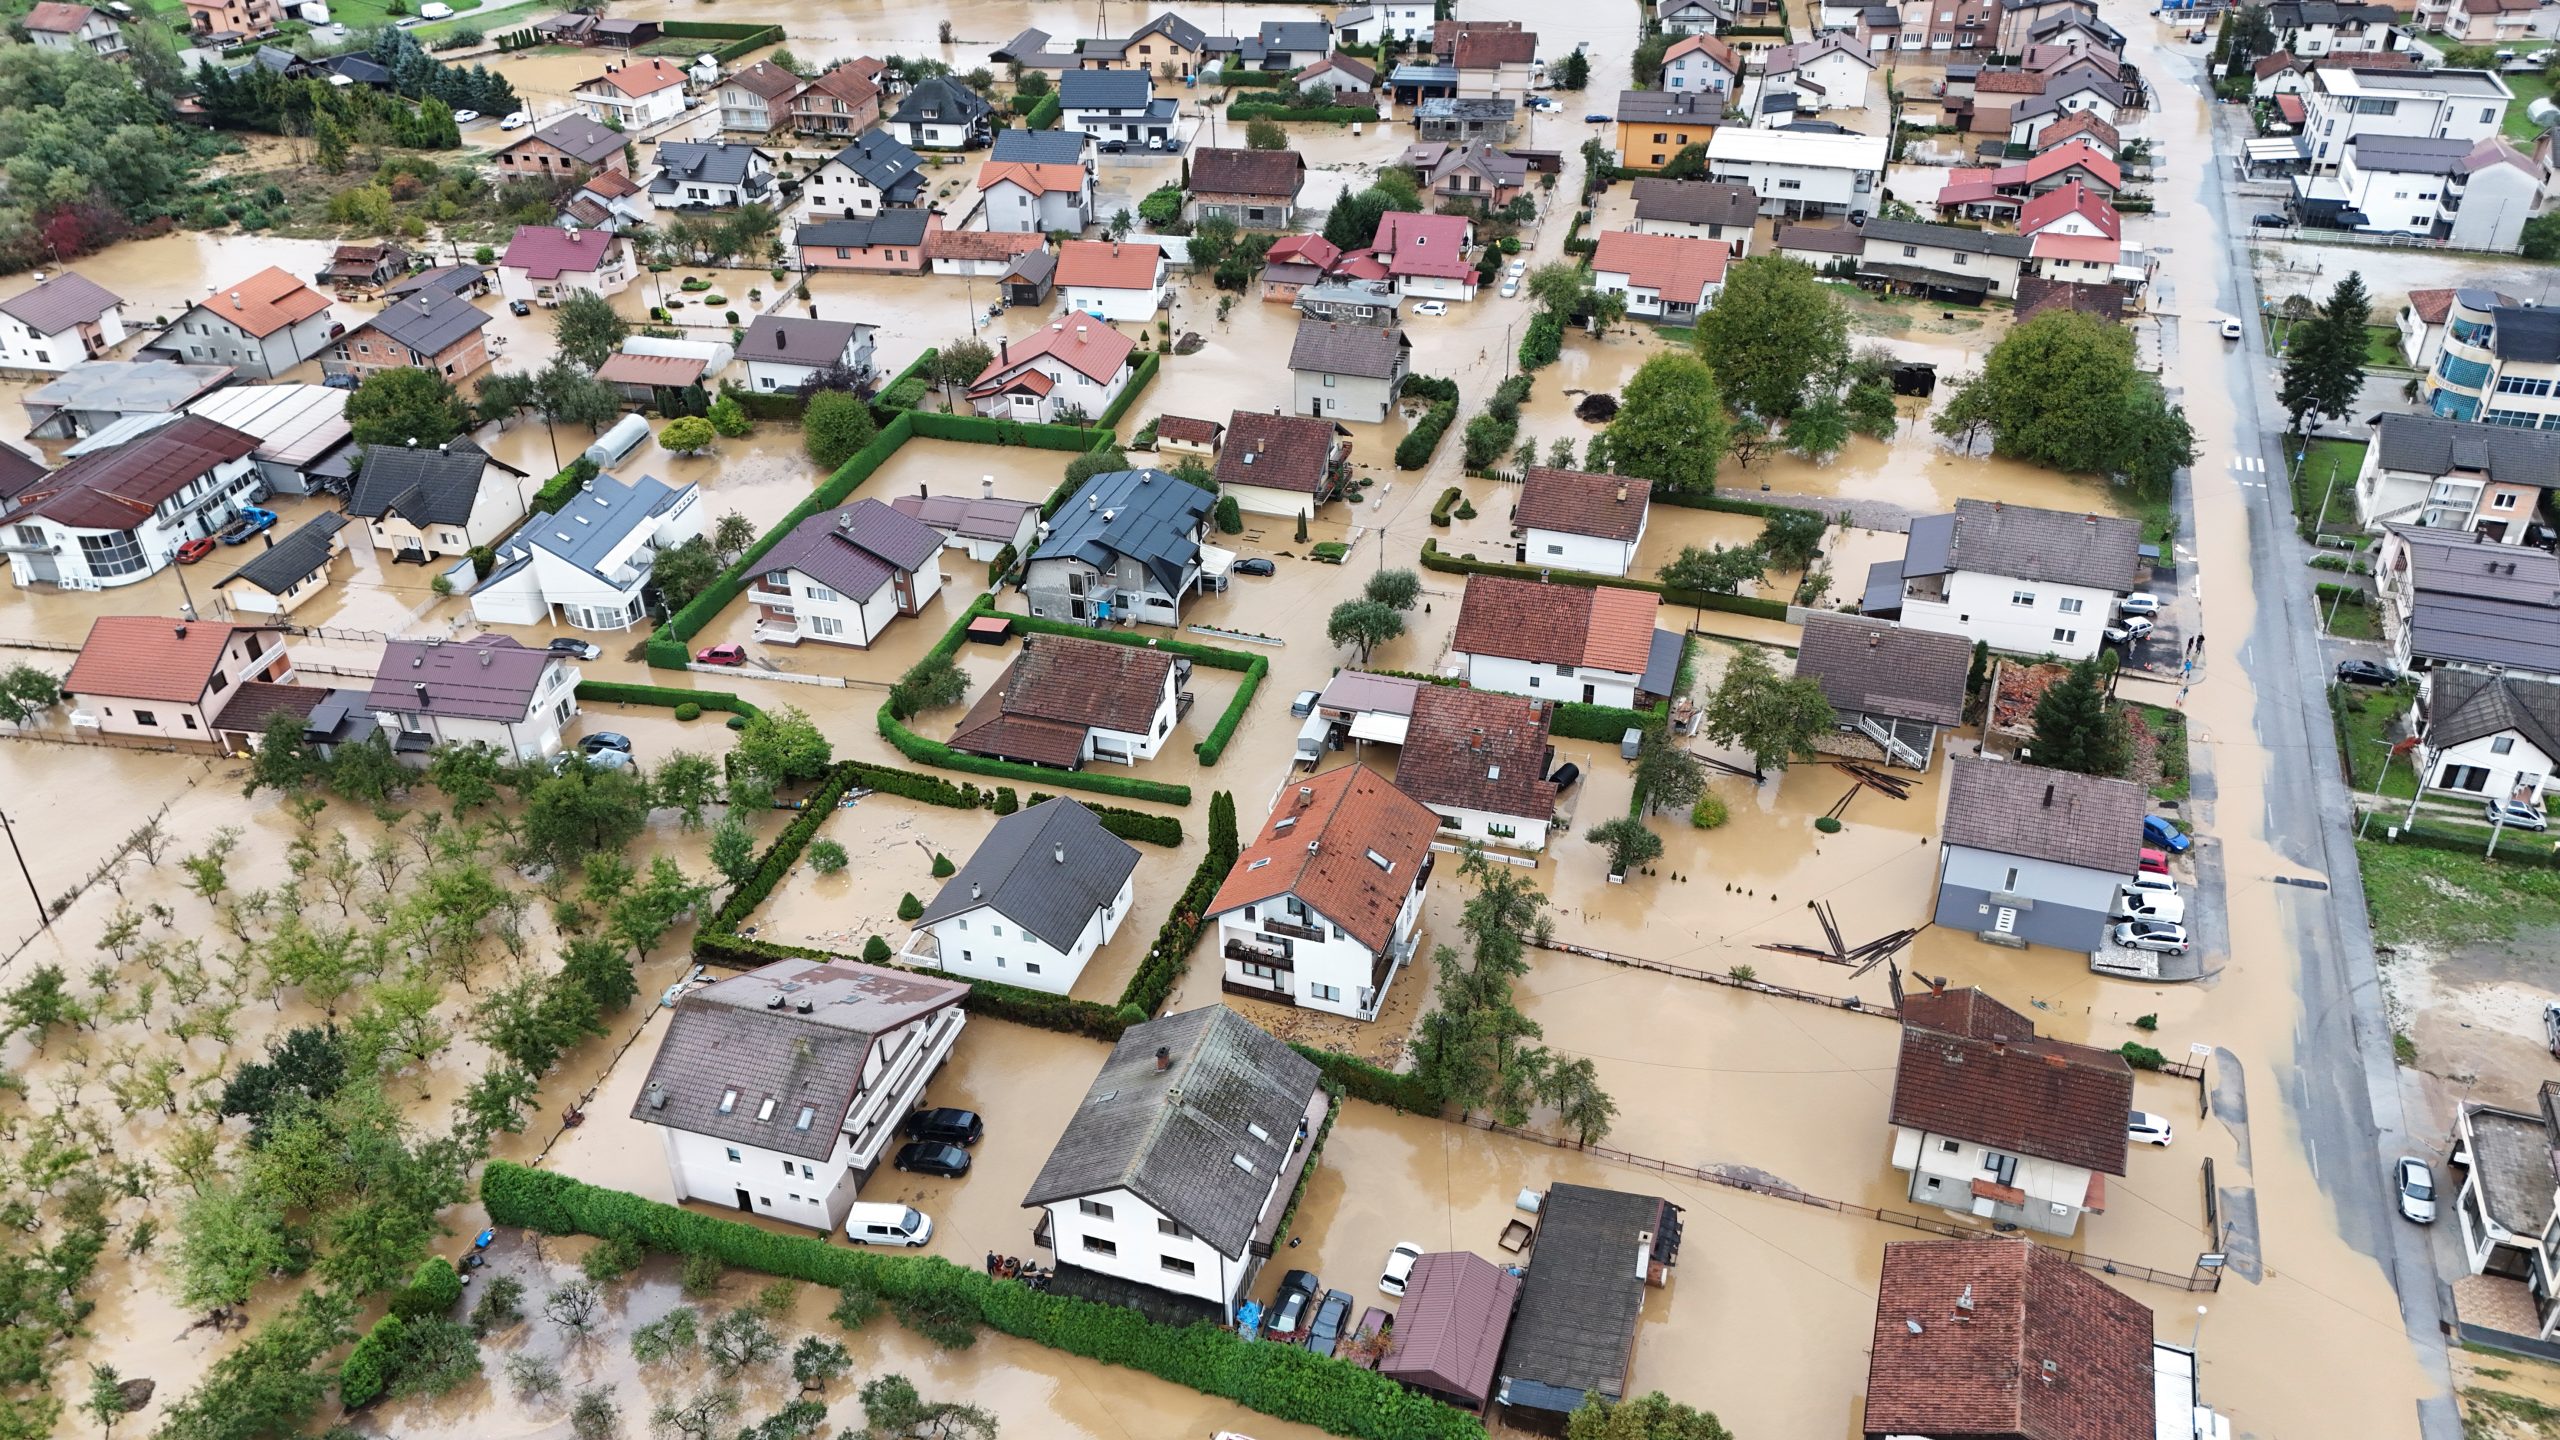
left=841, top=1108, right=984, bottom=1246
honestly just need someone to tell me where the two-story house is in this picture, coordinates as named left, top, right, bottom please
left=1060, top=68, right=1181, bottom=146
left=1706, top=126, right=1888, bottom=217
left=950, top=632, right=1186, bottom=768
left=1629, top=179, right=1758, bottom=252
left=366, top=634, right=580, bottom=760
left=905, top=798, right=1140, bottom=994
left=2440, top=0, right=2560, bottom=41
left=1371, top=211, right=1479, bottom=301
left=211, top=512, right=348, bottom=617
left=736, top=314, right=877, bottom=394
left=1887, top=983, right=2132, bottom=1236
left=1791, top=612, right=1971, bottom=770
left=889, top=75, right=995, bottom=149
left=1448, top=23, right=1539, bottom=100
left=344, top=440, right=529, bottom=562
left=1209, top=763, right=1437, bottom=1019
left=805, top=130, right=926, bottom=217
left=1413, top=97, right=1518, bottom=144
left=2420, top=291, right=2560, bottom=428
left=1395, top=684, right=1561, bottom=849
left=1088, top=10, right=1215, bottom=75
left=2414, top=667, right=2560, bottom=813
left=747, top=498, right=945, bottom=648
left=1023, top=1005, right=1325, bottom=1324
left=1287, top=319, right=1410, bottom=424
left=1512, top=466, right=1650, bottom=576
left=1419, top=140, right=1528, bottom=214
left=1591, top=228, right=1730, bottom=324
left=324, top=289, right=493, bottom=386
left=2356, top=411, right=2556, bottom=543
left=470, top=470, right=705, bottom=632
left=1855, top=217, right=2033, bottom=300
left=1188, top=148, right=1307, bottom=229
left=718, top=60, right=804, bottom=134
left=498, top=224, right=635, bottom=307
left=574, top=57, right=690, bottom=130
left=791, top=63, right=885, bottom=138
left=1057, top=240, right=1168, bottom=322
left=1755, top=35, right=1877, bottom=113
left=0, top=271, right=127, bottom=374
left=978, top=152, right=1095, bottom=233
left=1025, top=467, right=1214, bottom=625
left=970, top=318, right=1136, bottom=426
left=1216, top=410, right=1350, bottom=517
left=2268, top=0, right=2404, bottom=54
left=889, top=483, right=1040, bottom=565
left=2303, top=66, right=2512, bottom=171
left=25, top=4, right=127, bottom=58
left=3, top=415, right=261, bottom=589
left=182, top=0, right=279, bottom=41
left=1933, top=755, right=2148, bottom=954
left=1872, top=498, right=2142, bottom=661
left=493, top=116, right=629, bottom=181
left=1450, top=573, right=1666, bottom=708
left=1659, top=0, right=1737, bottom=31
left=651, top=141, right=777, bottom=211
left=2374, top=525, right=2560, bottom=679
left=635, top=957, right=970, bottom=1234
left=64, top=617, right=290, bottom=746
left=1615, top=88, right=1725, bottom=170
left=1661, top=33, right=1741, bottom=100
left=153, top=268, right=334, bottom=380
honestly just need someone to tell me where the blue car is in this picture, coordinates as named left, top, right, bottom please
left=2142, top=815, right=2191, bottom=854
left=217, top=507, right=278, bottom=545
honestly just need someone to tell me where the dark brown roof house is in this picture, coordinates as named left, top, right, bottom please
left=1513, top=466, right=1649, bottom=544
left=1189, top=146, right=1308, bottom=202
left=1862, top=1237, right=2158, bottom=1440
left=950, top=632, right=1178, bottom=769
left=1216, top=411, right=1347, bottom=500
left=1890, top=983, right=2133, bottom=1179
left=1395, top=684, right=1559, bottom=830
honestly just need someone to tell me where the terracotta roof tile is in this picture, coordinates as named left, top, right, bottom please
left=1216, top=411, right=1341, bottom=495
left=1207, top=763, right=1438, bottom=953
left=192, top=267, right=329, bottom=339
left=583, top=57, right=686, bottom=97
left=1890, top=985, right=2133, bottom=1174
left=1154, top=414, right=1223, bottom=444
left=975, top=315, right=1135, bottom=388
left=1593, top=229, right=1731, bottom=300
left=724, top=60, right=804, bottom=102
left=1452, top=574, right=1658, bottom=674
left=1515, top=466, right=1649, bottom=543
left=1395, top=685, right=1558, bottom=825
left=24, top=3, right=97, bottom=31
left=1190, top=147, right=1307, bottom=199
left=950, top=633, right=1174, bottom=766
left=1056, top=239, right=1163, bottom=291
left=2036, top=110, right=2121, bottom=152
left=975, top=160, right=1089, bottom=198
left=927, top=226, right=1050, bottom=260
left=66, top=617, right=270, bottom=704
left=1864, top=1239, right=2155, bottom=1440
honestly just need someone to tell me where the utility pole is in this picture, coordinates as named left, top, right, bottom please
left=0, top=812, right=46, bottom=931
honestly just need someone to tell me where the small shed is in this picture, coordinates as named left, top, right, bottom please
left=1379, top=1251, right=1521, bottom=1413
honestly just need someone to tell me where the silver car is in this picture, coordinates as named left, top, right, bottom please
left=2110, top=920, right=2189, bottom=955
left=2396, top=1157, right=2437, bottom=1224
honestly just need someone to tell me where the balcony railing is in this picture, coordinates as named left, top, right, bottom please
left=1224, top=937, right=1292, bottom=968
left=1261, top=917, right=1324, bottom=942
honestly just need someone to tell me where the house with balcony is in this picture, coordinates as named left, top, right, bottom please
left=651, top=142, right=776, bottom=211
left=2413, top=667, right=2560, bottom=814
left=1414, top=97, right=1519, bottom=144
left=1060, top=68, right=1181, bottom=147
left=904, top=798, right=1139, bottom=995
left=970, top=318, right=1136, bottom=425
left=1370, top=211, right=1479, bottom=302
left=1852, top=218, right=2032, bottom=302
left=0, top=271, right=127, bottom=374
left=1216, top=410, right=1351, bottom=517
left=1792, top=613, right=1970, bottom=770
left=1865, top=498, right=2140, bottom=661
left=64, top=617, right=291, bottom=747
left=469, top=471, right=705, bottom=631
left=1, top=415, right=261, bottom=590
left=1614, top=88, right=1726, bottom=170
left=366, top=633, right=580, bottom=760
left=1512, top=465, right=1650, bottom=576
left=736, top=314, right=877, bottom=394
left=1420, top=141, right=1529, bottom=214
left=1395, top=684, right=1560, bottom=850
left=1288, top=320, right=1410, bottom=424
left=345, top=440, right=529, bottom=562
left=889, top=75, right=996, bottom=149
left=2399, top=286, right=2512, bottom=373
left=1660, top=34, right=1741, bottom=101
left=574, top=57, right=689, bottom=130
left=2268, top=0, right=2405, bottom=54
left=498, top=225, right=635, bottom=307
left=746, top=498, right=944, bottom=649
left=1706, top=126, right=1887, bottom=217
left=2420, top=290, right=2560, bottom=428
left=1629, top=178, right=1758, bottom=251
left=978, top=157, right=1095, bottom=233
left=182, top=0, right=278, bottom=41
left=1933, top=755, right=2147, bottom=954
left=324, top=289, right=493, bottom=386
left=635, top=957, right=970, bottom=1234
left=805, top=130, right=926, bottom=217
left=1886, top=983, right=2132, bottom=1235
left=1024, top=466, right=1214, bottom=625
left=2451, top=1085, right=2560, bottom=1299
left=1450, top=573, right=1668, bottom=709
left=1209, top=763, right=1437, bottom=1020
left=791, top=63, right=885, bottom=138
left=1754, top=35, right=1877, bottom=114
left=718, top=60, right=804, bottom=134
left=891, top=483, right=1041, bottom=565
left=2375, top=524, right=2560, bottom=679
left=1591, top=228, right=1731, bottom=324
left=1659, top=0, right=1737, bottom=32
left=2356, top=412, right=2556, bottom=544
left=150, top=267, right=334, bottom=381
left=1446, top=22, right=1539, bottom=101
left=2440, top=0, right=2560, bottom=41
left=1023, top=1005, right=1325, bottom=1326
left=950, top=632, right=1187, bottom=768
left=2294, top=133, right=2543, bottom=251
left=2302, top=66, right=2512, bottom=171
left=25, top=4, right=127, bottom=58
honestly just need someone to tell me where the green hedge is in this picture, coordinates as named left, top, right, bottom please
left=579, top=680, right=764, bottom=722
left=479, top=1164, right=1483, bottom=1440
left=531, top=457, right=598, bottom=515
left=1002, top=606, right=1264, bottom=674
left=1397, top=396, right=1458, bottom=470
left=1429, top=486, right=1462, bottom=526
left=1026, top=793, right=1183, bottom=847
left=722, top=383, right=807, bottom=422
left=987, top=542, right=1019, bottom=586
left=1227, top=102, right=1379, bottom=124
left=1552, top=699, right=1658, bottom=741
left=875, top=347, right=938, bottom=411
left=1649, top=489, right=1826, bottom=524
left=1419, top=538, right=1791, bottom=620
left=1024, top=92, right=1063, bottom=130
left=910, top=409, right=1115, bottom=452
left=1096, top=350, right=1161, bottom=432
left=877, top=709, right=1195, bottom=806
left=659, top=18, right=784, bottom=62
left=1117, top=801, right=1239, bottom=1017
left=1214, top=67, right=1296, bottom=87
left=1195, top=655, right=1265, bottom=766
left=1292, top=1043, right=1443, bottom=1114
left=712, top=767, right=858, bottom=930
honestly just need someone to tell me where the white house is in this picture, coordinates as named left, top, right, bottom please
left=2355, top=412, right=2555, bottom=544
left=2, top=414, right=260, bottom=590
left=978, top=159, right=1095, bottom=233
left=151, top=267, right=334, bottom=381
left=716, top=59, right=804, bottom=134
left=498, top=225, right=635, bottom=308
left=24, top=4, right=127, bottom=58
left=1023, top=467, right=1214, bottom=626
left=1755, top=36, right=1877, bottom=113
left=470, top=471, right=706, bottom=632
left=1056, top=240, right=1167, bottom=323
left=62, top=617, right=292, bottom=747
left=747, top=498, right=945, bottom=648
left=2303, top=66, right=2513, bottom=171
left=887, top=75, right=996, bottom=150
left=0, top=272, right=128, bottom=374
left=968, top=317, right=1136, bottom=425
left=803, top=130, right=926, bottom=217
left=1886, top=985, right=2133, bottom=1237
left=649, top=141, right=777, bottom=211
left=1209, top=763, right=1438, bottom=1019
left=1395, top=684, right=1561, bottom=850
left=1215, top=411, right=1349, bottom=518
left=1512, top=465, right=1650, bottom=576
left=888, top=483, right=1041, bottom=565
left=1658, top=0, right=1732, bottom=30
left=735, top=315, right=877, bottom=393
left=574, top=57, right=690, bottom=130
left=1371, top=210, right=1479, bottom=302
left=342, top=440, right=530, bottom=561
left=1706, top=126, right=1889, bottom=218
left=2418, top=668, right=2560, bottom=810
left=1932, top=755, right=2147, bottom=955
left=365, top=634, right=581, bottom=761
left=1876, top=498, right=2142, bottom=662
left=1661, top=34, right=1740, bottom=99
left=210, top=512, right=349, bottom=618
left=2268, top=0, right=2403, bottom=54
left=1023, top=1005, right=1325, bottom=1323
left=949, top=632, right=1186, bottom=768
left=905, top=797, right=1140, bottom=995
left=1451, top=573, right=1667, bottom=709
left=1377, top=0, right=1438, bottom=42
left=1629, top=179, right=1759, bottom=251
left=634, top=957, right=970, bottom=1234
left=1590, top=229, right=1730, bottom=326
left=1058, top=68, right=1180, bottom=145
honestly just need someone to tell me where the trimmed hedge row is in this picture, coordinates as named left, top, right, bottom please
left=1026, top=793, right=1183, bottom=847
left=1419, top=537, right=1792, bottom=621
left=909, top=409, right=1114, bottom=452
left=874, top=348, right=939, bottom=412
left=1024, top=92, right=1063, bottom=130
left=1096, top=351, right=1162, bottom=432
left=712, top=766, right=858, bottom=930
left=1116, top=801, right=1240, bottom=1019
left=1292, top=1043, right=1444, bottom=1114
left=480, top=1164, right=1484, bottom=1440
left=1396, top=374, right=1460, bottom=471
left=1227, top=102, right=1380, bottom=124
left=1552, top=698, right=1660, bottom=742
left=1213, top=67, right=1296, bottom=87
left=1650, top=489, right=1826, bottom=524
left=877, top=709, right=1196, bottom=806
left=531, top=457, right=598, bottom=515
left=698, top=930, right=1133, bottom=1038
left=1195, top=654, right=1265, bottom=766
left=721, top=383, right=807, bottom=421
left=1429, top=487, right=1462, bottom=527
left=579, top=680, right=765, bottom=722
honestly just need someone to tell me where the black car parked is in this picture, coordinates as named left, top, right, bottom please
left=1234, top=557, right=1276, bottom=577
left=2252, top=212, right=2290, bottom=227
left=1305, top=1289, right=1355, bottom=1357
left=892, top=1141, right=971, bottom=1177
left=902, top=1107, right=984, bottom=1146
left=1268, top=1269, right=1319, bottom=1340
left=2336, top=659, right=2398, bottom=686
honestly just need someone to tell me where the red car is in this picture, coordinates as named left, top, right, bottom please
left=2138, top=847, right=2170, bottom=875
left=175, top=537, right=217, bottom=565
left=694, top=643, right=748, bottom=666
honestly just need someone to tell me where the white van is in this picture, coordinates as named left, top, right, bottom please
left=1295, top=709, right=1333, bottom=765
left=844, top=1203, right=932, bottom=1247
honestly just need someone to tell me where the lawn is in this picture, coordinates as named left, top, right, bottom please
left=2130, top=702, right=2191, bottom=805
left=2506, top=73, right=2553, bottom=143
left=2286, top=435, right=2367, bottom=537
left=2267, top=316, right=2408, bottom=371
left=322, top=0, right=485, bottom=30
left=2316, top=580, right=2378, bottom=640
left=2332, top=678, right=2418, bottom=800
left=2357, top=840, right=2560, bottom=948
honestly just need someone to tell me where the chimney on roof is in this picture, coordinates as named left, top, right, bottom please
left=795, top=997, right=814, bottom=1013
left=174, top=622, right=188, bottom=638
left=1154, top=1045, right=1171, bottom=1072
left=1054, top=844, right=1066, bottom=864
left=1297, top=784, right=1314, bottom=807
left=230, top=291, right=242, bottom=309
left=1616, top=482, right=1627, bottom=503
left=970, top=880, right=981, bottom=899
left=413, top=680, right=429, bottom=706
left=982, top=475, right=995, bottom=498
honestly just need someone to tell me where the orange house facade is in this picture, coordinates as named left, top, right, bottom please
left=794, top=210, right=937, bottom=273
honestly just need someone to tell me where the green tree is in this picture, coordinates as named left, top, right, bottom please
left=2278, top=269, right=2372, bottom=433
left=533, top=356, right=622, bottom=442
left=889, top=653, right=971, bottom=719
left=1757, top=508, right=1828, bottom=571
left=1326, top=598, right=1404, bottom=662
left=0, top=663, right=61, bottom=724
left=707, top=814, right=758, bottom=887
left=1364, top=566, right=1421, bottom=611
left=1931, top=310, right=2195, bottom=493
left=83, top=1364, right=136, bottom=1436
left=560, top=934, right=641, bottom=1015
left=707, top=392, right=752, bottom=437
left=1693, top=254, right=1849, bottom=419
left=1632, top=29, right=1670, bottom=86
left=243, top=710, right=321, bottom=795
left=1586, top=816, right=1663, bottom=876
left=851, top=1374, right=997, bottom=1440
left=328, top=732, right=409, bottom=805
left=347, top=366, right=471, bottom=449
left=475, top=368, right=538, bottom=427
left=1631, top=725, right=1703, bottom=816
left=552, top=288, right=628, bottom=371
left=1784, top=395, right=1850, bottom=461
left=1245, top=116, right=1287, bottom=149
left=733, top=704, right=832, bottom=787
left=519, top=762, right=653, bottom=871
left=1213, top=493, right=1243, bottom=533
left=804, top=389, right=877, bottom=471
left=652, top=749, right=721, bottom=829
left=2029, top=657, right=2129, bottom=775
left=1605, top=353, right=1730, bottom=496
left=1657, top=142, right=1710, bottom=180
left=1658, top=543, right=1763, bottom=595
left=426, top=742, right=506, bottom=814
left=1525, top=260, right=1589, bottom=321
left=928, top=337, right=996, bottom=401
left=1702, top=643, right=1834, bottom=776
left=2523, top=212, right=2560, bottom=262
left=660, top=415, right=717, bottom=455
left=1554, top=48, right=1590, bottom=89
left=1568, top=1391, right=1735, bottom=1440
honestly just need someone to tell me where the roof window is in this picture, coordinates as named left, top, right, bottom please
left=716, top=1088, right=738, bottom=1114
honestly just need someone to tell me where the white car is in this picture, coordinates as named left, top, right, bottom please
left=2103, top=618, right=2153, bottom=646
left=2219, top=318, right=2244, bottom=341
left=452, top=108, right=481, bottom=124
left=2111, top=920, right=2190, bottom=955
left=2111, top=888, right=2186, bottom=924
left=1499, top=279, right=1519, bottom=298
left=418, top=0, right=451, bottom=14
left=1412, top=300, right=1449, bottom=317
left=2117, top=593, right=2162, bottom=617
left=2123, top=869, right=2178, bottom=897
left=1507, top=259, right=1527, bottom=277
left=2395, top=1156, right=2437, bottom=1224
left=1378, top=1241, right=1423, bottom=1297
left=500, top=110, right=531, bottom=130
left=2128, top=1111, right=2175, bottom=1147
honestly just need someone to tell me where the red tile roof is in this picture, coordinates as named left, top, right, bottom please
left=1395, top=685, right=1559, bottom=826
left=1265, top=234, right=1342, bottom=270
left=1515, top=466, right=1649, bottom=543
left=2035, top=110, right=2120, bottom=154
left=1976, top=70, right=2047, bottom=94
left=1056, top=239, right=1163, bottom=291
left=976, top=160, right=1090, bottom=198
left=596, top=352, right=706, bottom=388
left=976, top=316, right=1135, bottom=388
left=1863, top=1239, right=2155, bottom=1440
left=1453, top=27, right=1539, bottom=68
left=1890, top=986, right=2133, bottom=1175
left=193, top=267, right=329, bottom=339
left=15, top=415, right=259, bottom=531
left=2017, top=140, right=2121, bottom=191
left=1452, top=574, right=1658, bottom=674
left=1663, top=32, right=1739, bottom=72
left=1216, top=411, right=1340, bottom=495
left=66, top=617, right=268, bottom=704
left=24, top=3, right=96, bottom=31
left=723, top=59, right=804, bottom=102
left=1373, top=211, right=1474, bottom=280
left=1207, top=763, right=1439, bottom=953
left=584, top=57, right=686, bottom=97
left=1590, top=229, right=1730, bottom=301
left=1154, top=414, right=1223, bottom=445
left=926, top=227, right=1048, bottom=261
left=2017, top=180, right=2119, bottom=239
left=2274, top=91, right=2307, bottom=125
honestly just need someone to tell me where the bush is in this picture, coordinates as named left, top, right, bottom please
left=862, top=935, right=891, bottom=963
left=809, top=840, right=849, bottom=874
left=1115, top=794, right=1239, bottom=1018
left=896, top=893, right=923, bottom=921
left=1429, top=487, right=1462, bottom=526
left=1193, top=655, right=1264, bottom=766
left=1813, top=815, right=1843, bottom=834
left=674, top=702, right=703, bottom=721
left=1311, top=542, right=1349, bottom=564
left=1396, top=382, right=1460, bottom=470
left=2119, top=1042, right=2168, bottom=1071
left=1690, top=793, right=1727, bottom=829
left=930, top=853, right=955, bottom=879
left=1456, top=500, right=1476, bottom=520
left=391, top=1258, right=465, bottom=1319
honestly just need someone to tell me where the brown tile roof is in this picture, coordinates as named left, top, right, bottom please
left=1792, top=613, right=1971, bottom=727
left=1207, top=763, right=1439, bottom=953
left=2036, top=109, right=2121, bottom=153
left=2407, top=285, right=2511, bottom=325
left=1453, top=26, right=1539, bottom=68
left=1378, top=1251, right=1519, bottom=1409
left=15, top=414, right=259, bottom=531
left=1630, top=177, right=1758, bottom=228
left=1453, top=574, right=1658, bottom=674
left=192, top=266, right=329, bottom=339
left=1514, top=466, right=1649, bottom=543
left=1056, top=239, right=1163, bottom=291
left=2014, top=274, right=2124, bottom=325
left=1939, top=754, right=2145, bottom=875
left=24, top=2, right=97, bottom=31
left=1303, top=52, right=1378, bottom=86
left=724, top=59, right=804, bottom=102
left=927, top=225, right=1050, bottom=260
left=1975, top=69, right=2047, bottom=93
left=1396, top=685, right=1558, bottom=824
left=976, top=316, right=1135, bottom=388
left=583, top=168, right=643, bottom=199
left=1890, top=985, right=2133, bottom=1175
left=213, top=678, right=324, bottom=735
left=65, top=617, right=269, bottom=704
left=596, top=352, right=706, bottom=388
left=950, top=633, right=1175, bottom=767
left=1189, top=146, right=1307, bottom=199
left=796, top=64, right=881, bottom=111
left=1216, top=411, right=1341, bottom=495
left=1592, top=229, right=1730, bottom=298
left=1154, top=414, right=1224, bottom=445
left=1863, top=1239, right=2154, bottom=1440
left=975, top=159, right=1089, bottom=198
left=1776, top=222, right=1864, bottom=255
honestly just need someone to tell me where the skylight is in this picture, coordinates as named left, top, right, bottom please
left=795, top=1106, right=816, bottom=1131
left=756, top=1096, right=777, bottom=1122
left=1231, top=1153, right=1256, bottom=1174
left=716, top=1088, right=738, bottom=1114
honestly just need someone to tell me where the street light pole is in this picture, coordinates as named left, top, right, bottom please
left=0, top=812, right=48, bottom=931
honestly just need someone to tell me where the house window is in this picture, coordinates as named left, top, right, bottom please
left=2494, top=736, right=2516, bottom=755
left=1160, top=1255, right=1197, bottom=1275
left=132, top=709, right=157, bottom=726
left=1310, top=983, right=1341, bottom=1002
left=1079, top=1199, right=1115, bottom=1221
left=2052, top=628, right=2076, bottom=644
left=1939, top=1138, right=1960, bottom=1153
left=1082, top=1235, right=1119, bottom=1256
left=2058, top=597, right=2083, bottom=614
left=725, top=1147, right=742, bottom=1163
left=1902, top=244, right=1918, bottom=258
left=2011, top=590, right=2036, bottom=606
left=1157, top=1217, right=1190, bottom=1238
left=2495, top=493, right=2519, bottom=509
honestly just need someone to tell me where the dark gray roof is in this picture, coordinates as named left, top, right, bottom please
left=1498, top=1184, right=1680, bottom=1412
left=345, top=441, right=514, bottom=526
left=892, top=75, right=993, bottom=125
left=1256, top=19, right=1332, bottom=51
left=1760, top=89, right=1801, bottom=114
left=2375, top=412, right=2560, bottom=484
left=215, top=511, right=344, bottom=596
left=632, top=958, right=969, bottom=1161
left=1060, top=68, right=1156, bottom=109
left=758, top=497, right=942, bottom=602
left=992, top=128, right=1091, bottom=164
left=2268, top=0, right=2399, bottom=25
left=356, top=289, right=490, bottom=358
left=517, top=115, right=625, bottom=166
left=826, top=129, right=925, bottom=200
left=916, top=798, right=1140, bottom=950
left=736, top=314, right=865, bottom=366
left=1860, top=217, right=2035, bottom=259
left=1005, top=248, right=1058, bottom=286
left=2493, top=306, right=2560, bottom=365
left=2029, top=11, right=2123, bottom=42
left=2428, top=668, right=2560, bottom=761
left=1289, top=318, right=1409, bottom=379
left=1940, top=753, right=2146, bottom=874
left=2346, top=134, right=2470, bottom=176
left=2392, top=527, right=2560, bottom=671
left=1022, top=1005, right=1321, bottom=1254
left=1793, top=612, right=1970, bottom=727
left=386, top=265, right=490, bottom=302
left=798, top=210, right=934, bottom=249
left=1030, top=468, right=1214, bottom=598
left=1630, top=179, right=1757, bottom=227
left=320, top=54, right=391, bottom=86
left=651, top=141, right=772, bottom=190
left=1129, top=9, right=1210, bottom=51
left=1616, top=87, right=1722, bottom=122
left=0, top=271, right=122, bottom=335
left=1914, top=499, right=2142, bottom=592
